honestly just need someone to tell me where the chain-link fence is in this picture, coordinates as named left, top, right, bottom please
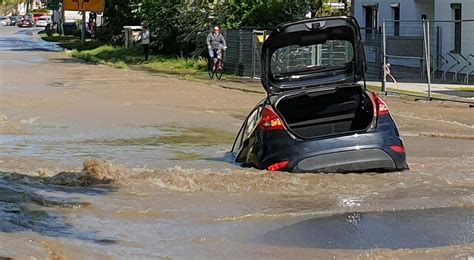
left=251, top=30, right=268, bottom=78
left=383, top=20, right=426, bottom=81
left=223, top=22, right=474, bottom=103
left=429, top=20, right=474, bottom=85
left=382, top=19, right=474, bottom=103
left=225, top=29, right=358, bottom=79
left=222, top=29, right=269, bottom=78
left=360, top=27, right=383, bottom=81
left=223, top=29, right=253, bottom=77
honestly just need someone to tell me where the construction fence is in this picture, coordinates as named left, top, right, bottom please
left=222, top=22, right=474, bottom=103
left=382, top=19, right=474, bottom=103
left=223, top=29, right=359, bottom=79
left=222, top=29, right=268, bottom=78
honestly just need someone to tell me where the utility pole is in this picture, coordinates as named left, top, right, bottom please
left=81, top=11, right=86, bottom=44
left=26, top=0, right=32, bottom=14
left=60, top=0, right=65, bottom=36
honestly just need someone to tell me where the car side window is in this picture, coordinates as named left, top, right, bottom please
left=231, top=122, right=245, bottom=155
left=231, top=105, right=262, bottom=155
left=244, top=107, right=260, bottom=139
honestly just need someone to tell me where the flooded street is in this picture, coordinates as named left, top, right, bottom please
left=0, top=26, right=473, bottom=259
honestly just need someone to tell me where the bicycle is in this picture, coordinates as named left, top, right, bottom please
left=208, top=49, right=224, bottom=80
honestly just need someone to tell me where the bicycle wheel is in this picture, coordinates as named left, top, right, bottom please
left=215, top=60, right=224, bottom=80
left=208, top=59, right=215, bottom=79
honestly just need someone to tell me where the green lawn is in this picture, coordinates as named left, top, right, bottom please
left=447, top=87, right=474, bottom=93
left=41, top=33, right=211, bottom=76
left=70, top=45, right=209, bottom=76
left=40, top=34, right=101, bottom=51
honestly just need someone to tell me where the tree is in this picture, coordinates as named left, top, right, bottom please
left=102, top=0, right=142, bottom=43
left=308, top=0, right=331, bottom=18
left=100, top=0, right=335, bottom=56
left=138, top=1, right=180, bottom=54
left=0, top=0, right=27, bottom=15
left=221, top=0, right=310, bottom=30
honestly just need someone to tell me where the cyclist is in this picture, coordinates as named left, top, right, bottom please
left=206, top=26, right=227, bottom=63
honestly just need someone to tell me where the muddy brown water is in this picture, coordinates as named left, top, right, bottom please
left=0, top=27, right=473, bottom=258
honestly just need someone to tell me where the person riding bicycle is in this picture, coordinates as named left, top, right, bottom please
left=206, top=26, right=227, bottom=62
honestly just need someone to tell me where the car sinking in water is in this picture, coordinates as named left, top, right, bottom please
left=232, top=16, right=408, bottom=173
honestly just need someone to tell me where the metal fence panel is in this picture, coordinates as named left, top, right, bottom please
left=383, top=20, right=426, bottom=82
left=382, top=19, right=474, bottom=103
left=223, top=29, right=254, bottom=77
left=224, top=21, right=473, bottom=103
left=360, top=27, right=382, bottom=80
left=251, top=30, right=267, bottom=78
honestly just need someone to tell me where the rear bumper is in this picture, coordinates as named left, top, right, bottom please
left=292, top=148, right=397, bottom=173
left=250, top=127, right=407, bottom=173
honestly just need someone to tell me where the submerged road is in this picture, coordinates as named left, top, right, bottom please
left=0, top=26, right=473, bottom=258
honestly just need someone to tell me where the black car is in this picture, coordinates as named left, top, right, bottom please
left=10, top=16, right=22, bottom=26
left=17, top=17, right=34, bottom=28
left=232, top=16, right=408, bottom=173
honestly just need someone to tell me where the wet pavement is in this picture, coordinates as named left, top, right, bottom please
left=0, top=28, right=61, bottom=52
left=257, top=208, right=474, bottom=250
left=0, top=26, right=473, bottom=258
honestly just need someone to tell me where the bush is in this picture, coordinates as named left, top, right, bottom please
left=71, top=45, right=208, bottom=74
left=102, top=1, right=319, bottom=57
left=31, top=8, right=49, bottom=13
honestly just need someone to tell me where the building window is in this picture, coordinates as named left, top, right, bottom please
left=391, top=3, right=400, bottom=36
left=452, top=3, right=462, bottom=53
left=364, top=5, right=378, bottom=34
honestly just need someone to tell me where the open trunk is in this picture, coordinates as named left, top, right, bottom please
left=275, top=86, right=374, bottom=139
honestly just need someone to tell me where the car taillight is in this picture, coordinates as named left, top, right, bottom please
left=370, top=93, right=390, bottom=116
left=259, top=105, right=286, bottom=130
left=267, top=160, right=290, bottom=171
left=375, top=94, right=389, bottom=116
left=390, top=145, right=406, bottom=153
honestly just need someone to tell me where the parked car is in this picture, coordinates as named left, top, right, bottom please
left=9, top=16, right=22, bottom=26
left=32, top=13, right=47, bottom=23
left=35, top=16, right=51, bottom=27
left=0, top=16, right=12, bottom=26
left=232, top=16, right=408, bottom=173
left=17, top=17, right=34, bottom=28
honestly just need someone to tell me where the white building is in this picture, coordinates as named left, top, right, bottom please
left=353, top=0, right=474, bottom=78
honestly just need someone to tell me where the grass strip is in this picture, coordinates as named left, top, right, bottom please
left=446, top=87, right=474, bottom=93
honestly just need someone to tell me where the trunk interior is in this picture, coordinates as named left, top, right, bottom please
left=275, top=86, right=374, bottom=139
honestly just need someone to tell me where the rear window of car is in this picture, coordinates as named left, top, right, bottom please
left=271, top=40, right=354, bottom=75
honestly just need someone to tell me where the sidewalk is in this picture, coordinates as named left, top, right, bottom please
left=210, top=78, right=474, bottom=101
left=367, top=81, right=474, bottom=101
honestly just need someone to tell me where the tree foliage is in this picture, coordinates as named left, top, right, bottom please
left=0, top=0, right=26, bottom=15
left=103, top=0, right=142, bottom=43
left=102, top=0, right=338, bottom=56
left=221, top=0, right=309, bottom=30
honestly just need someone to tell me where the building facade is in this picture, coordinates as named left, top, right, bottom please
left=353, top=0, right=474, bottom=79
